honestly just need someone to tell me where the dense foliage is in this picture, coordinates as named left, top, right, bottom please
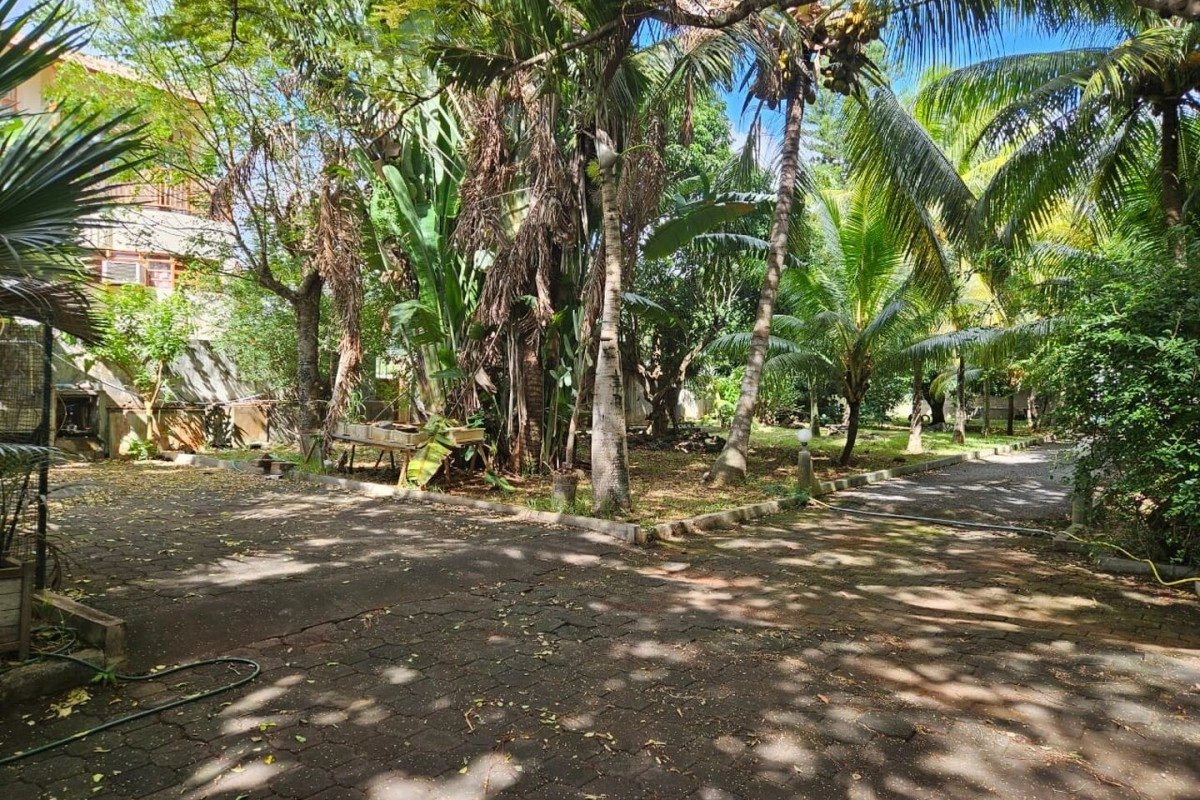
left=1043, top=242, right=1200, bottom=566
left=21, top=0, right=1200, bottom=547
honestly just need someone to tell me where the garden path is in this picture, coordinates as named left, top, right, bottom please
left=2, top=454, right=1197, bottom=800
left=832, top=441, right=1074, bottom=523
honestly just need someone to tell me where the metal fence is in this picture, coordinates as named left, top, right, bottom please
left=0, top=323, right=52, bottom=588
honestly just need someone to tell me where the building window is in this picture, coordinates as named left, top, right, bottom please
left=0, top=87, right=17, bottom=112
left=100, top=255, right=143, bottom=285
left=95, top=251, right=181, bottom=289
left=147, top=258, right=174, bottom=288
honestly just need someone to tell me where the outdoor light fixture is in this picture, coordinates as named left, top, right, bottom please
left=797, top=427, right=815, bottom=493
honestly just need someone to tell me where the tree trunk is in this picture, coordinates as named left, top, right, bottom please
left=906, top=365, right=923, bottom=454
left=647, top=389, right=673, bottom=438
left=294, top=274, right=325, bottom=435
left=1161, top=98, right=1184, bottom=230
left=838, top=399, right=861, bottom=467
left=590, top=129, right=632, bottom=515
left=982, top=379, right=992, bottom=437
left=1160, top=97, right=1186, bottom=260
left=924, top=378, right=946, bottom=427
left=520, top=326, right=545, bottom=472
left=1006, top=393, right=1015, bottom=436
left=952, top=356, right=967, bottom=445
left=809, top=381, right=821, bottom=437
left=1027, top=388, right=1039, bottom=432
left=708, top=89, right=807, bottom=485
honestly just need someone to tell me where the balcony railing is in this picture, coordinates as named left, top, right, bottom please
left=107, top=180, right=208, bottom=216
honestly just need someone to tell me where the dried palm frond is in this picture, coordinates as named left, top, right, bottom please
left=315, top=175, right=364, bottom=441
left=0, top=276, right=101, bottom=341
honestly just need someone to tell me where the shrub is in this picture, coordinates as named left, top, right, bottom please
left=1042, top=246, right=1200, bottom=566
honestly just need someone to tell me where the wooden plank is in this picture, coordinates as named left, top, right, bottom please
left=18, top=560, right=30, bottom=660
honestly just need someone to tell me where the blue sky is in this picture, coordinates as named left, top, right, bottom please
left=728, top=19, right=1122, bottom=165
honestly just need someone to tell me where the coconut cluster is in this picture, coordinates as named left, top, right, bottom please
left=813, top=1, right=884, bottom=96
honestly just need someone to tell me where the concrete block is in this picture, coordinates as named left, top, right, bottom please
left=0, top=648, right=104, bottom=706
left=36, top=592, right=126, bottom=663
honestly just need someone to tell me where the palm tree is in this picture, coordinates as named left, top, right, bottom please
left=775, top=185, right=923, bottom=466
left=704, top=0, right=1082, bottom=483
left=706, top=8, right=822, bottom=486
left=915, top=14, right=1200, bottom=255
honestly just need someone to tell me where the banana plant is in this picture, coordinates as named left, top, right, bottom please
left=355, top=98, right=482, bottom=419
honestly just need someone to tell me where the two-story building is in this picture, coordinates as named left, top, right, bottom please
left=1, top=51, right=264, bottom=456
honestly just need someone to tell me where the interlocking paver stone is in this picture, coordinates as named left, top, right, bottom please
left=1, top=453, right=1198, bottom=798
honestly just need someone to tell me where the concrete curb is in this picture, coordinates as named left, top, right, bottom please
left=0, top=648, right=105, bottom=706
left=169, top=453, right=250, bottom=471
left=1054, top=533, right=1199, bottom=595
left=654, top=437, right=1049, bottom=540
left=165, top=453, right=644, bottom=545
left=653, top=497, right=804, bottom=541
left=1096, top=556, right=1199, bottom=580
left=1094, top=557, right=1200, bottom=593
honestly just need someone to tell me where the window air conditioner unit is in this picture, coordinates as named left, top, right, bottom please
left=101, top=259, right=143, bottom=285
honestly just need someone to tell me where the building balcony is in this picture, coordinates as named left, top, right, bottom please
left=108, top=181, right=208, bottom=217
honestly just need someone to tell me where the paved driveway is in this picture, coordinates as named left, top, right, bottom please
left=2, top=459, right=1198, bottom=799
left=832, top=442, right=1075, bottom=523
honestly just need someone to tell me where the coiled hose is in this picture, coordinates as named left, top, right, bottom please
left=0, top=653, right=260, bottom=765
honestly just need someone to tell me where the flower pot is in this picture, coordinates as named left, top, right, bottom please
left=0, top=558, right=34, bottom=661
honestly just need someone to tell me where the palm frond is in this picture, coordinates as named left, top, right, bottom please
left=846, top=88, right=966, bottom=303
left=0, top=111, right=145, bottom=278
left=763, top=349, right=833, bottom=377
left=705, top=331, right=802, bottom=361
left=623, top=291, right=679, bottom=328
left=0, top=1, right=86, bottom=100
left=917, top=50, right=1104, bottom=125
left=906, top=318, right=1055, bottom=361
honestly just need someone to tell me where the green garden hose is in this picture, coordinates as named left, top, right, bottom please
left=811, top=498, right=1200, bottom=589
left=0, top=654, right=260, bottom=766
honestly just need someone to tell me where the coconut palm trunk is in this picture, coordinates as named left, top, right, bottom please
left=708, top=91, right=807, bottom=486
left=952, top=355, right=967, bottom=444
left=590, top=129, right=632, bottom=515
left=809, top=380, right=821, bottom=437
left=839, top=398, right=862, bottom=467
left=982, top=379, right=992, bottom=436
left=1160, top=97, right=1186, bottom=261
left=907, top=364, right=923, bottom=454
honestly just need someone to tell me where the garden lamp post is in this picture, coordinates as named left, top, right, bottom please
left=797, top=427, right=815, bottom=493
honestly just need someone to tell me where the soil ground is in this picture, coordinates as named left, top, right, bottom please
left=229, top=425, right=1036, bottom=524
left=2, top=446, right=1197, bottom=800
